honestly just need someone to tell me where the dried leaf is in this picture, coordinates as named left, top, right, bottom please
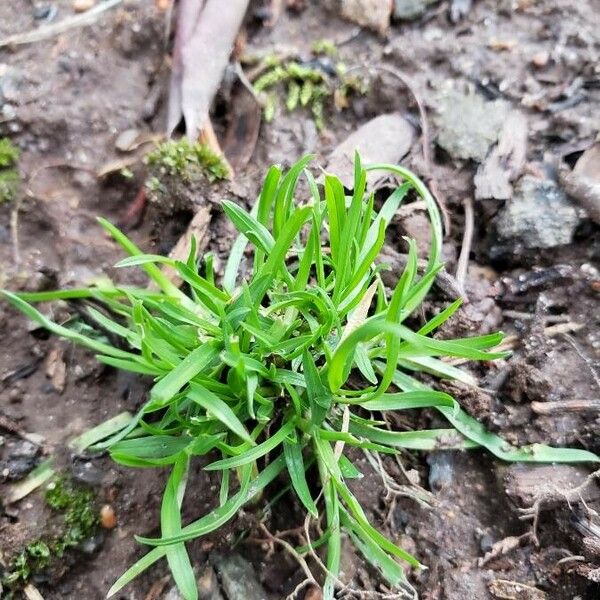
left=222, top=83, right=261, bottom=171
left=325, top=113, right=414, bottom=188
left=45, top=345, right=66, bottom=393
left=168, top=0, right=250, bottom=139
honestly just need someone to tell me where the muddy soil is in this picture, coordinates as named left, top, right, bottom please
left=1, top=1, right=599, bottom=599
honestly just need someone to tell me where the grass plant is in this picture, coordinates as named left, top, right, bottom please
left=2, top=154, right=597, bottom=599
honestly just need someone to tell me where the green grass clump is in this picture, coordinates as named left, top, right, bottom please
left=1, top=478, right=98, bottom=595
left=0, top=137, right=20, bottom=203
left=2, top=155, right=597, bottom=600
left=252, top=55, right=366, bottom=130
left=145, top=139, right=229, bottom=186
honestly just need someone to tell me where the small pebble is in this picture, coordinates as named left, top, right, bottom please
left=531, top=51, right=549, bottom=68
left=72, top=0, right=95, bottom=12
left=33, top=4, right=58, bottom=20
left=100, top=504, right=117, bottom=529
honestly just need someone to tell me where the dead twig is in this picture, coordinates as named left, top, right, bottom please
left=519, top=469, right=600, bottom=544
left=0, top=0, right=122, bottom=48
left=478, top=532, right=533, bottom=566
left=502, top=310, right=570, bottom=324
left=258, top=523, right=318, bottom=600
left=531, top=399, right=600, bottom=415
left=23, top=584, right=45, bottom=600
left=455, top=196, right=474, bottom=296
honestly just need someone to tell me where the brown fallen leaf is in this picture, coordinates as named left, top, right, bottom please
left=222, top=81, right=262, bottom=172
left=45, top=346, right=66, bottom=393
left=489, top=579, right=547, bottom=600
left=167, top=0, right=250, bottom=141
left=474, top=111, right=527, bottom=200
left=324, top=113, right=414, bottom=189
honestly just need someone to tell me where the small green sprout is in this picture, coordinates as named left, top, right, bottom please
left=145, top=139, right=229, bottom=183
left=2, top=155, right=597, bottom=600
left=0, top=137, right=20, bottom=203
left=252, top=56, right=366, bottom=130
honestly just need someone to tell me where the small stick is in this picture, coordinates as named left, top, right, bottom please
left=502, top=310, right=570, bottom=324
left=455, top=196, right=474, bottom=296
left=531, top=399, right=600, bottom=415
left=23, top=584, right=45, bottom=600
left=0, top=0, right=123, bottom=48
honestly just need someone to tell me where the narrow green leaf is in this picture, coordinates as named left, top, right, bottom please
left=150, top=343, right=220, bottom=406
left=283, top=438, right=318, bottom=517
left=205, top=420, right=295, bottom=470
left=188, top=383, right=253, bottom=444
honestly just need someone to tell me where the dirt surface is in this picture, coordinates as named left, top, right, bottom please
left=1, top=1, right=599, bottom=599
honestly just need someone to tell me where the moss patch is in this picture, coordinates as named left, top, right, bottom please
left=249, top=52, right=367, bottom=130
left=145, top=139, right=229, bottom=188
left=0, top=138, right=20, bottom=203
left=1, top=478, right=99, bottom=595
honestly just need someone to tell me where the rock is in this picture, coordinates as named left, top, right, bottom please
left=503, top=464, right=600, bottom=510
left=33, top=5, right=58, bottom=21
left=531, top=51, right=549, bottom=68
left=434, top=88, right=509, bottom=162
left=324, top=113, right=414, bottom=189
left=114, top=128, right=140, bottom=152
left=427, top=451, right=455, bottom=492
left=70, top=458, right=104, bottom=486
left=393, top=0, right=439, bottom=20
left=493, top=175, right=581, bottom=250
left=0, top=64, right=24, bottom=105
left=341, top=0, right=392, bottom=35
left=211, top=553, right=268, bottom=600
left=72, top=0, right=96, bottom=12
left=2, top=440, right=40, bottom=481
left=474, top=111, right=527, bottom=200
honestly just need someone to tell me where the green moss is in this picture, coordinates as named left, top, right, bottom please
left=1, top=478, right=98, bottom=594
left=0, top=137, right=19, bottom=203
left=145, top=139, right=229, bottom=183
left=251, top=56, right=367, bottom=130
left=0, top=138, right=19, bottom=168
left=311, top=38, right=338, bottom=58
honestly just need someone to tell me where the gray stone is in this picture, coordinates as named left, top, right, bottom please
left=70, top=458, right=104, bottom=486
left=494, top=176, right=581, bottom=249
left=427, top=451, right=455, bottom=492
left=394, top=0, right=439, bottom=20
left=435, top=89, right=509, bottom=162
left=79, top=532, right=105, bottom=554
left=324, top=113, right=414, bottom=189
left=211, top=553, right=268, bottom=600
